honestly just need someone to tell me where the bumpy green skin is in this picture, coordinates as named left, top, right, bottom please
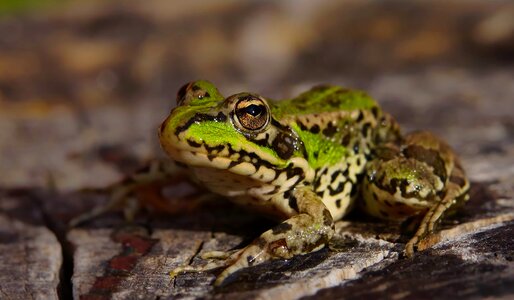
left=159, top=80, right=470, bottom=285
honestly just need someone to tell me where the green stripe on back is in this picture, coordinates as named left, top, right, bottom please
left=271, top=86, right=377, bottom=118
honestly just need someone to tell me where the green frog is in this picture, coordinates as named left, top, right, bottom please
left=76, top=80, right=470, bottom=285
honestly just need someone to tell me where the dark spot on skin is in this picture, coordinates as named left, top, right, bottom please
left=317, top=191, right=324, bottom=197
left=450, top=175, right=466, bottom=187
left=350, top=184, right=359, bottom=197
left=175, top=112, right=227, bottom=135
left=228, top=161, right=239, bottom=169
left=204, top=92, right=210, bottom=98
left=356, top=111, right=364, bottom=122
left=313, top=176, right=322, bottom=189
left=384, top=200, right=393, bottom=207
left=254, top=237, right=267, bottom=249
left=327, top=96, right=342, bottom=107
left=335, top=199, right=342, bottom=208
left=361, top=123, right=371, bottom=138
left=191, top=85, right=201, bottom=91
left=323, top=209, right=333, bottom=226
left=341, top=134, right=351, bottom=146
left=302, top=233, right=330, bottom=253
left=205, top=144, right=224, bottom=153
left=391, top=178, right=410, bottom=196
left=342, top=169, right=349, bottom=177
left=288, top=195, right=299, bottom=212
left=374, top=177, right=397, bottom=195
left=272, top=222, right=293, bottom=235
left=403, top=145, right=447, bottom=182
left=331, top=171, right=340, bottom=182
left=373, top=145, right=400, bottom=161
left=356, top=157, right=361, bottom=167
left=253, top=136, right=270, bottom=149
left=329, top=182, right=345, bottom=196
left=187, top=139, right=202, bottom=148
left=272, top=132, right=295, bottom=159
left=322, top=122, right=338, bottom=137
left=310, top=124, right=320, bottom=134
left=371, top=106, right=379, bottom=118
left=271, top=118, right=290, bottom=131
left=176, top=82, right=192, bottom=105
left=286, top=167, right=304, bottom=181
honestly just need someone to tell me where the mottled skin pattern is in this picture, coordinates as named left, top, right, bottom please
left=156, top=80, right=470, bottom=285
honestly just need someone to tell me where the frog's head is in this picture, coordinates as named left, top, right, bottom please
left=159, top=80, right=310, bottom=181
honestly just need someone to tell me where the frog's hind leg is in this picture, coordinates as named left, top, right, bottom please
left=70, top=160, right=203, bottom=226
left=361, top=131, right=470, bottom=256
left=210, top=186, right=334, bottom=286
left=405, top=158, right=469, bottom=255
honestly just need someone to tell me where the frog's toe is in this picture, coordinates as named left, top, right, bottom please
left=69, top=183, right=138, bottom=227
left=171, top=259, right=229, bottom=281
left=201, top=249, right=240, bottom=260
left=214, top=243, right=271, bottom=286
left=404, top=237, right=418, bottom=258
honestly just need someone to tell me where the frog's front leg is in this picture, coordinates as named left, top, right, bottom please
left=214, top=186, right=334, bottom=285
left=362, top=131, right=470, bottom=256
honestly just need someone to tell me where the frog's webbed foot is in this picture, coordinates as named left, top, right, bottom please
left=70, top=160, right=198, bottom=227
left=210, top=186, right=334, bottom=286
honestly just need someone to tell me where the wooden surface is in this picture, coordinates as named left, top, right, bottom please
left=0, top=1, right=513, bottom=299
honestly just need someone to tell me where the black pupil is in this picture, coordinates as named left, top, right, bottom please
left=246, top=104, right=262, bottom=117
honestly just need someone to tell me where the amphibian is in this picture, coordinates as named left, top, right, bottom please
left=78, top=80, right=470, bottom=285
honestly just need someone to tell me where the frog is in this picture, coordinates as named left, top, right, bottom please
left=74, top=80, right=470, bottom=286
left=155, top=80, right=470, bottom=284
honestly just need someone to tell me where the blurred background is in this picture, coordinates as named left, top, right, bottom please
left=0, top=0, right=512, bottom=190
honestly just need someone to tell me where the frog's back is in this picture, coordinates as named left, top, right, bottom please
left=272, top=85, right=401, bottom=219
left=272, top=85, right=377, bottom=118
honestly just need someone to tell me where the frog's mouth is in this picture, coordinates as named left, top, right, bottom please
left=159, top=122, right=268, bottom=179
left=162, top=137, right=314, bottom=192
left=159, top=114, right=313, bottom=184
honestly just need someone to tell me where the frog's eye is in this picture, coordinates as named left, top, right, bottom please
left=176, top=82, right=209, bottom=106
left=234, top=96, right=270, bottom=131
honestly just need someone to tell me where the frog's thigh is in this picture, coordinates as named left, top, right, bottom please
left=361, top=157, right=431, bottom=221
left=361, top=131, right=469, bottom=255
left=406, top=160, right=469, bottom=255
left=214, top=186, right=334, bottom=285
